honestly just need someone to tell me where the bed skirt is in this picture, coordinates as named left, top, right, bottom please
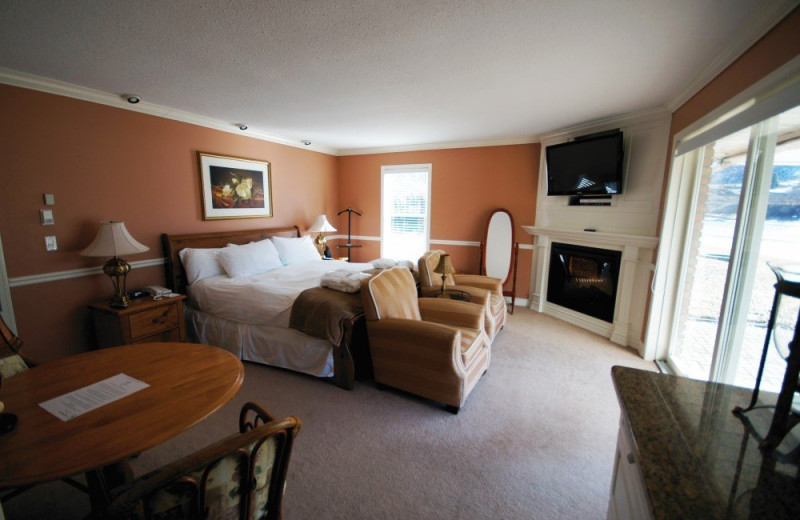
left=185, top=306, right=334, bottom=378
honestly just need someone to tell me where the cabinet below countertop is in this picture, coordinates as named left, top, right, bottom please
left=608, top=366, right=800, bottom=520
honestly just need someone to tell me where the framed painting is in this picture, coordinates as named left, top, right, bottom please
left=198, top=152, right=273, bottom=220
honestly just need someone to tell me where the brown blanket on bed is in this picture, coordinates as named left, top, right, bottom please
left=289, top=287, right=364, bottom=346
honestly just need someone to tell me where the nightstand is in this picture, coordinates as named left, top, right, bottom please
left=88, top=295, right=187, bottom=347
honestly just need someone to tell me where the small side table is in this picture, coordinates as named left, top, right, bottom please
left=88, top=295, right=187, bottom=347
left=438, top=289, right=471, bottom=302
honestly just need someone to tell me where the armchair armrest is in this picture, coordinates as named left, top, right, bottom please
left=453, top=274, right=503, bottom=296
left=419, top=284, right=490, bottom=306
left=367, top=318, right=463, bottom=370
left=419, top=298, right=484, bottom=331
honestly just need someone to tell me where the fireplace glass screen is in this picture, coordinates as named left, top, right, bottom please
left=547, top=243, right=622, bottom=323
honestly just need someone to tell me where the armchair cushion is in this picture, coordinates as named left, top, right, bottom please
left=418, top=298, right=484, bottom=332
left=0, top=354, right=28, bottom=379
left=453, top=274, right=503, bottom=297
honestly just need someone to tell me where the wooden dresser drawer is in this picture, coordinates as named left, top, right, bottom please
left=128, top=303, right=179, bottom=340
left=89, top=294, right=187, bottom=348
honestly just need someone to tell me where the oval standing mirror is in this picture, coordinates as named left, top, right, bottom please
left=481, top=208, right=518, bottom=313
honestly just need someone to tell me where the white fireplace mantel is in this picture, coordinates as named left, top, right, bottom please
left=522, top=226, right=658, bottom=354
left=522, top=226, right=658, bottom=250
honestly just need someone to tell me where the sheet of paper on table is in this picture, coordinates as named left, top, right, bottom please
left=39, top=373, right=150, bottom=421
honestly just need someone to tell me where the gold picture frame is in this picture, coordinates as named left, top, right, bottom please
left=198, top=152, right=273, bottom=220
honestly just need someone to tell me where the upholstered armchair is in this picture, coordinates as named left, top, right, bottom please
left=418, top=250, right=507, bottom=341
left=361, top=267, right=490, bottom=413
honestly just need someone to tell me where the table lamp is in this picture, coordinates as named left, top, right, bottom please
left=308, top=214, right=337, bottom=257
left=81, top=221, right=149, bottom=308
left=434, top=253, right=455, bottom=298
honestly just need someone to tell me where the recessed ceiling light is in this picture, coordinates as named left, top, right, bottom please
left=238, top=124, right=248, bottom=131
left=125, top=95, right=140, bottom=104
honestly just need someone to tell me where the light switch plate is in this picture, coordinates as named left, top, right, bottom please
left=43, top=193, right=55, bottom=205
left=40, top=209, right=54, bottom=225
left=45, top=236, right=58, bottom=251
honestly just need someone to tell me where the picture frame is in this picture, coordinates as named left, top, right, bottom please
left=198, top=152, right=273, bottom=220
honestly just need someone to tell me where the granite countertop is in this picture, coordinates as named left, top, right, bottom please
left=611, top=366, right=800, bottom=519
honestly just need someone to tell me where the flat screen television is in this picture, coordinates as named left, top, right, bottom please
left=545, top=131, right=624, bottom=196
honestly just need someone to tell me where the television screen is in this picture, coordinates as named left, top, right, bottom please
left=545, top=131, right=624, bottom=196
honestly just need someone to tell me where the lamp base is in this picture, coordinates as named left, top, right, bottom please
left=108, top=293, right=131, bottom=308
left=103, top=257, right=132, bottom=308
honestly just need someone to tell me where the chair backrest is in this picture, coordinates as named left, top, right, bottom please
left=106, top=413, right=301, bottom=520
left=239, top=401, right=275, bottom=433
left=361, top=267, right=421, bottom=321
left=418, top=250, right=455, bottom=289
left=0, top=313, right=30, bottom=379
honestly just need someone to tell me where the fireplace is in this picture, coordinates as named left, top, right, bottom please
left=547, top=243, right=622, bottom=323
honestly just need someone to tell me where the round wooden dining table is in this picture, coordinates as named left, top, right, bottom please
left=0, top=342, right=243, bottom=500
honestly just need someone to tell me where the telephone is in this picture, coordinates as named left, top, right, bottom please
left=144, top=285, right=174, bottom=300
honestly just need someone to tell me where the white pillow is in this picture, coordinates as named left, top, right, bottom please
left=179, top=247, right=224, bottom=285
left=218, top=239, right=283, bottom=277
left=272, top=235, right=321, bottom=265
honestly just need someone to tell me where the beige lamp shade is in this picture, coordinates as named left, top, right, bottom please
left=433, top=254, right=454, bottom=275
left=81, top=221, right=149, bottom=258
left=307, top=214, right=337, bottom=233
left=81, top=221, right=149, bottom=308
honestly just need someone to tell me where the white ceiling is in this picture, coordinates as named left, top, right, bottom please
left=0, top=1, right=797, bottom=155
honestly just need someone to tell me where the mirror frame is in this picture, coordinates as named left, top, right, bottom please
left=480, top=208, right=518, bottom=313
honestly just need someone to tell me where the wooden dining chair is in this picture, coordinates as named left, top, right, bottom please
left=104, top=402, right=301, bottom=520
left=0, top=313, right=36, bottom=379
left=1, top=314, right=96, bottom=504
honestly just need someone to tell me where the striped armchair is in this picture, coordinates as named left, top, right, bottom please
left=361, top=267, right=490, bottom=413
left=418, top=250, right=507, bottom=342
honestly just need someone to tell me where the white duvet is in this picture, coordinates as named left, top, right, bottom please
left=189, top=259, right=373, bottom=328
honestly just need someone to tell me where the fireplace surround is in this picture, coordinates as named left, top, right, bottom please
left=522, top=226, right=658, bottom=351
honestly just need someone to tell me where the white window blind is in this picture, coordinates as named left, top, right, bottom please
left=675, top=60, right=800, bottom=156
left=381, top=164, right=431, bottom=261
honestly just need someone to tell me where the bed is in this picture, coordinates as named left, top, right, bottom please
left=161, top=226, right=374, bottom=390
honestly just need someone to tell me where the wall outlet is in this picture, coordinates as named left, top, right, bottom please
left=45, top=236, right=58, bottom=251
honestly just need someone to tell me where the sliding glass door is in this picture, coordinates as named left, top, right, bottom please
left=666, top=105, right=800, bottom=390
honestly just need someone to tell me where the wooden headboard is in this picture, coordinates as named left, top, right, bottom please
left=161, top=225, right=301, bottom=295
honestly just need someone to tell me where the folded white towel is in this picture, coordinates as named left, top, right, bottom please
left=370, top=258, right=415, bottom=270
left=321, top=270, right=372, bottom=293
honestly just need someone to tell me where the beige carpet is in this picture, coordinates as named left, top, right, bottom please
left=2, top=308, right=655, bottom=519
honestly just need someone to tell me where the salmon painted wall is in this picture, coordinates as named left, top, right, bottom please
left=0, top=84, right=338, bottom=360
left=336, top=145, right=539, bottom=299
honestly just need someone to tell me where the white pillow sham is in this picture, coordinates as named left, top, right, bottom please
left=272, top=235, right=321, bottom=265
left=218, top=239, right=283, bottom=277
left=179, top=247, right=225, bottom=285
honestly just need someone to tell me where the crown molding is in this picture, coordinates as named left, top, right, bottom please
left=538, top=107, right=671, bottom=143
left=0, top=68, right=338, bottom=155
left=666, top=0, right=800, bottom=112
left=338, top=135, right=540, bottom=156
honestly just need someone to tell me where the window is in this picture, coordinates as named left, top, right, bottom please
left=648, top=63, right=800, bottom=391
left=381, top=164, right=431, bottom=260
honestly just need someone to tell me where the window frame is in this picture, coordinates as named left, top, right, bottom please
left=380, top=164, right=432, bottom=260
